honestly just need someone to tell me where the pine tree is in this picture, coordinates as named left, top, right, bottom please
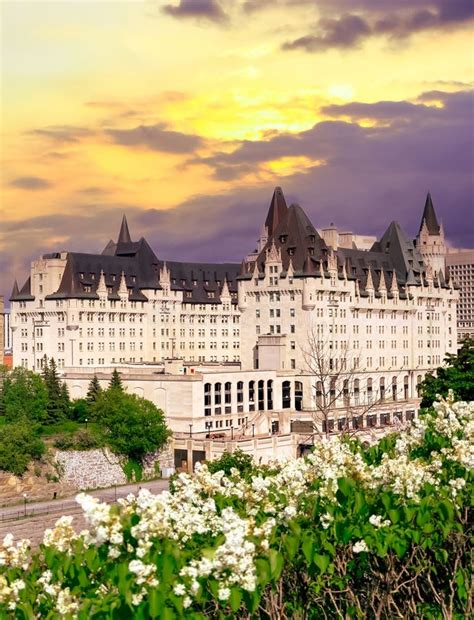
left=44, top=358, right=66, bottom=424
left=86, top=375, right=102, bottom=403
left=60, top=382, right=71, bottom=419
left=109, top=369, right=124, bottom=392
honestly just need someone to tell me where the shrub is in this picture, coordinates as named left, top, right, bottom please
left=0, top=420, right=45, bottom=476
left=93, top=390, right=171, bottom=461
left=207, top=448, right=255, bottom=478
left=0, top=393, right=472, bottom=617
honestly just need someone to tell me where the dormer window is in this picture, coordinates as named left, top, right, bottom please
left=131, top=276, right=136, bottom=283
left=308, top=247, right=314, bottom=255
left=205, top=280, right=209, bottom=285
left=310, top=235, right=315, bottom=244
left=111, top=274, right=116, bottom=281
left=90, top=273, right=95, bottom=280
left=79, top=273, right=84, bottom=279
left=279, top=235, right=287, bottom=244
left=193, top=280, right=197, bottom=286
left=288, top=247, right=295, bottom=256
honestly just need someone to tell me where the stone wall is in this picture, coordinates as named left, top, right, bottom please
left=142, top=441, right=175, bottom=479
left=55, top=448, right=127, bottom=490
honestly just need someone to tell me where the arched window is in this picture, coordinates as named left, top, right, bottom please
left=379, top=377, right=385, bottom=402
left=214, top=382, right=221, bottom=415
left=249, top=381, right=255, bottom=411
left=258, top=380, right=265, bottom=410
left=237, top=381, right=244, bottom=412
left=392, top=376, right=397, bottom=401
left=343, top=379, right=350, bottom=407
left=267, top=380, right=273, bottom=410
left=225, top=382, right=232, bottom=413
left=404, top=375, right=409, bottom=400
left=354, top=378, right=360, bottom=405
left=282, top=380, right=291, bottom=409
left=367, top=378, right=373, bottom=404
left=295, top=381, right=303, bottom=411
left=316, top=381, right=323, bottom=407
left=204, top=383, right=211, bottom=416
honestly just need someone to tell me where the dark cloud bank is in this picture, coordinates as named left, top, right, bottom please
left=3, top=88, right=473, bottom=304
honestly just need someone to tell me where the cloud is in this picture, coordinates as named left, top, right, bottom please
left=282, top=15, right=371, bottom=51
left=321, top=100, right=438, bottom=122
left=282, top=1, right=474, bottom=52
left=162, top=0, right=228, bottom=23
left=30, top=125, right=94, bottom=143
left=3, top=89, right=473, bottom=307
left=9, top=176, right=53, bottom=190
left=106, top=123, right=204, bottom=153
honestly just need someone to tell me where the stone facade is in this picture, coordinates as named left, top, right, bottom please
left=10, top=187, right=458, bottom=446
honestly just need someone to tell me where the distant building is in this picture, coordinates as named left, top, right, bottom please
left=446, top=248, right=474, bottom=343
left=9, top=187, right=458, bottom=448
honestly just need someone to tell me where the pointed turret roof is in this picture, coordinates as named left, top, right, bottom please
left=11, top=280, right=19, bottom=298
left=264, top=187, right=288, bottom=236
left=419, top=192, right=440, bottom=235
left=118, top=215, right=132, bottom=244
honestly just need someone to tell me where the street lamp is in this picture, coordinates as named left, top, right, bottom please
left=85, top=417, right=88, bottom=429
left=23, top=493, right=27, bottom=517
left=252, top=423, right=255, bottom=437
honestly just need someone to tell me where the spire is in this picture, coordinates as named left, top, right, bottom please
left=365, top=265, right=374, bottom=291
left=118, top=215, right=132, bottom=244
left=264, top=186, right=288, bottom=236
left=97, top=270, right=107, bottom=296
left=220, top=278, right=231, bottom=299
left=287, top=257, right=294, bottom=278
left=11, top=279, right=19, bottom=298
left=378, top=270, right=387, bottom=292
left=239, top=260, right=247, bottom=277
left=418, top=192, right=440, bottom=235
left=118, top=271, right=128, bottom=297
left=390, top=270, right=399, bottom=296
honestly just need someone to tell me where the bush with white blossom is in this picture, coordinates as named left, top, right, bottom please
left=0, top=392, right=473, bottom=618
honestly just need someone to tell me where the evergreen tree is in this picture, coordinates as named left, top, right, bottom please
left=44, top=358, right=67, bottom=424
left=109, top=369, right=124, bottom=392
left=420, top=338, right=474, bottom=408
left=60, top=382, right=71, bottom=418
left=86, top=375, right=102, bottom=403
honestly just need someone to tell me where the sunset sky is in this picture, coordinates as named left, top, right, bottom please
left=1, top=0, right=473, bottom=302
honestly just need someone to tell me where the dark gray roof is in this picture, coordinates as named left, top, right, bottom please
left=418, top=192, right=440, bottom=235
left=265, top=186, right=288, bottom=236
left=10, top=277, right=34, bottom=301
left=43, top=219, right=240, bottom=304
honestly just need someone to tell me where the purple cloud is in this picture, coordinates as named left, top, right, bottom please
left=106, top=123, right=204, bottom=153
left=162, top=0, right=228, bottom=23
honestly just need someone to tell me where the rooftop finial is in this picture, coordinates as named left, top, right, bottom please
left=418, top=192, right=440, bottom=235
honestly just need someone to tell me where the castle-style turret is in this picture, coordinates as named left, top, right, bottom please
left=415, top=192, right=446, bottom=276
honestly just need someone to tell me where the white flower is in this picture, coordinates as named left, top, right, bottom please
left=369, top=514, right=390, bottom=528
left=353, top=540, right=369, bottom=554
left=218, top=586, right=231, bottom=601
left=173, top=583, right=186, bottom=596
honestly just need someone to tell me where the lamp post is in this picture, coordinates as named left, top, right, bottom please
left=231, top=424, right=234, bottom=440
left=252, top=423, right=255, bottom=437
left=189, top=424, right=193, bottom=438
left=85, top=417, right=88, bottom=429
left=23, top=493, right=27, bottom=517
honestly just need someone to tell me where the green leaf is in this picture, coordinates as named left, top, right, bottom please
left=268, top=549, right=284, bottom=580
left=255, top=558, right=271, bottom=585
left=283, top=534, right=299, bottom=560
left=302, top=536, right=314, bottom=563
left=314, top=554, right=330, bottom=573
left=229, top=587, right=242, bottom=612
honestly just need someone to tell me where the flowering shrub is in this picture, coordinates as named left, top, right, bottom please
left=1, top=393, right=473, bottom=618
